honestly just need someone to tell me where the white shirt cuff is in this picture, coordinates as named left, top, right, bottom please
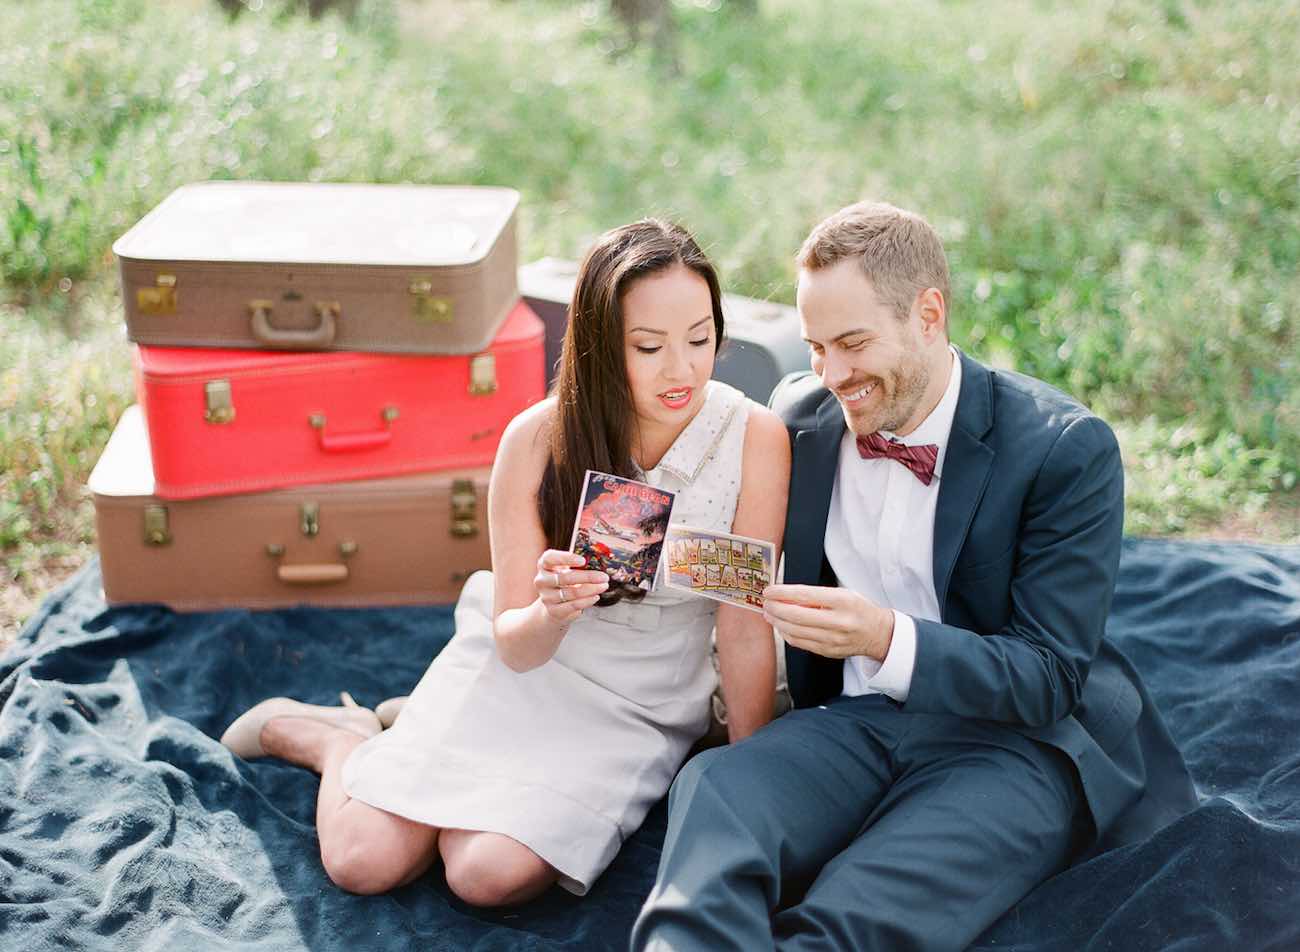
left=862, top=610, right=916, bottom=702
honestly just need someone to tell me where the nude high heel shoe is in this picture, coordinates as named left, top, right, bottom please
left=220, top=696, right=382, bottom=759
left=340, top=690, right=405, bottom=726
left=374, top=695, right=409, bottom=729
left=336, top=690, right=405, bottom=728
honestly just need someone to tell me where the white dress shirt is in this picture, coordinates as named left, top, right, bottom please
left=824, top=347, right=962, bottom=701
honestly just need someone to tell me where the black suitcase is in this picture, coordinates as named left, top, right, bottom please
left=518, top=258, right=809, bottom=403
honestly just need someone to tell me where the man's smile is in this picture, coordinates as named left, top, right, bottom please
left=838, top=382, right=877, bottom=406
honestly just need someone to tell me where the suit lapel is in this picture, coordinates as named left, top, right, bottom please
left=785, top=395, right=844, bottom=584
left=932, top=351, right=996, bottom=608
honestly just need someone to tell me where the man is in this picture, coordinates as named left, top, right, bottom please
left=631, top=201, right=1197, bottom=950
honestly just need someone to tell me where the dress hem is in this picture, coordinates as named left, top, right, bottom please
left=342, top=746, right=625, bottom=894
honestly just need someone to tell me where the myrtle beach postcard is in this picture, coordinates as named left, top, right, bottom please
left=663, top=524, right=776, bottom=613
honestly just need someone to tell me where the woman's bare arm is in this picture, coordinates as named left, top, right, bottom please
left=488, top=400, right=608, bottom=672
left=713, top=404, right=791, bottom=741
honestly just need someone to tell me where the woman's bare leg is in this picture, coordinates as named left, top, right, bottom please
left=261, top=717, right=441, bottom=894
left=438, top=828, right=559, bottom=906
left=261, top=718, right=561, bottom=904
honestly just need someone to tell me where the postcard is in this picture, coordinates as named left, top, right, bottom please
left=663, top=524, right=777, bottom=613
left=569, top=470, right=676, bottom=596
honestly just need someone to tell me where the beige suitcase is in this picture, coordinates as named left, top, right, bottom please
left=114, top=181, right=519, bottom=354
left=89, top=406, right=492, bottom=610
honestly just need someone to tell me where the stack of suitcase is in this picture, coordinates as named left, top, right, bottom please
left=89, top=182, right=546, bottom=610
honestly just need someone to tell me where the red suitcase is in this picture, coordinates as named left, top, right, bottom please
left=90, top=406, right=492, bottom=609
left=134, top=300, right=545, bottom=500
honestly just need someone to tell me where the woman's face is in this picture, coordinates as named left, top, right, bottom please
left=620, top=263, right=717, bottom=434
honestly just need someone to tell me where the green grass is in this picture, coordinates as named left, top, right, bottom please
left=3, top=0, right=1299, bottom=624
left=1, top=278, right=132, bottom=604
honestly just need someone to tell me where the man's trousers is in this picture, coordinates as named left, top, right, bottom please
left=631, top=694, right=1087, bottom=952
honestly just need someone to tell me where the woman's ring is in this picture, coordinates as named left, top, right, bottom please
left=558, top=586, right=567, bottom=602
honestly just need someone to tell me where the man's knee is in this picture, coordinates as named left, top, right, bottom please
left=671, top=746, right=725, bottom=797
left=672, top=743, right=758, bottom=805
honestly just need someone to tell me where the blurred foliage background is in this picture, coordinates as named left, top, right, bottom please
left=2, top=0, right=1298, bottom=633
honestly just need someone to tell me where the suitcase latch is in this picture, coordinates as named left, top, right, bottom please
left=409, top=280, right=453, bottom=323
left=300, top=502, right=320, bottom=538
left=469, top=354, right=497, bottom=396
left=266, top=540, right=355, bottom=558
left=137, top=274, right=177, bottom=315
left=204, top=379, right=235, bottom=424
left=451, top=480, right=478, bottom=537
left=143, top=505, right=171, bottom=546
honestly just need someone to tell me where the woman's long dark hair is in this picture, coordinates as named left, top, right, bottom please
left=537, top=219, right=725, bottom=604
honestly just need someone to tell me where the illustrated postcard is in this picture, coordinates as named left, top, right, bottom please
left=662, top=524, right=776, bottom=613
left=569, top=470, right=676, bottom=596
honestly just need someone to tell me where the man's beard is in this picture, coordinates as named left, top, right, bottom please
left=844, top=347, right=931, bottom=436
left=878, top=353, right=931, bottom=433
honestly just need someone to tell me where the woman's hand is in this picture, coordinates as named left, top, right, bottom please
left=535, top=550, right=609, bottom=627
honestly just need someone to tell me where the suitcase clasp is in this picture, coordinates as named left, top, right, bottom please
left=409, top=280, right=453, bottom=323
left=143, top=505, right=171, bottom=546
left=469, top=354, right=497, bottom=395
left=451, top=479, right=478, bottom=537
left=300, top=502, right=320, bottom=538
left=204, top=379, right=236, bottom=424
left=137, top=274, right=177, bottom=315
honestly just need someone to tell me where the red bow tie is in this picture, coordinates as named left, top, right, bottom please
left=856, top=432, right=939, bottom=486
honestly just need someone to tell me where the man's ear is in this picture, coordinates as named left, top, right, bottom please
left=915, top=287, right=947, bottom=342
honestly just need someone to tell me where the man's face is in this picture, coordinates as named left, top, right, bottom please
left=797, top=258, right=934, bottom=437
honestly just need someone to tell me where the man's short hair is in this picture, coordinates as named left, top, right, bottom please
left=797, top=201, right=951, bottom=321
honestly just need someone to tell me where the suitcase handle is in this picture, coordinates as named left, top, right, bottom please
left=250, top=300, right=338, bottom=348
left=277, top=563, right=349, bottom=585
left=309, top=407, right=398, bottom=453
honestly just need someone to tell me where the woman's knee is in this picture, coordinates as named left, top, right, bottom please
left=321, top=837, right=406, bottom=895
left=318, top=813, right=437, bottom=895
left=441, top=832, right=554, bottom=907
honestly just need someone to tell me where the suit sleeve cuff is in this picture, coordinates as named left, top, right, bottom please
left=862, top=611, right=916, bottom=702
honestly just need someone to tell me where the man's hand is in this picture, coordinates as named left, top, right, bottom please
left=761, top=584, right=895, bottom=661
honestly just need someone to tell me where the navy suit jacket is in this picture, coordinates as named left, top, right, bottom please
left=771, top=350, right=1197, bottom=852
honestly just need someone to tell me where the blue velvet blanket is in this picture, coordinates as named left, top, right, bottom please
left=1, top=538, right=1297, bottom=950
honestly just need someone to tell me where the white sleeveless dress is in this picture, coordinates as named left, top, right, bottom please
left=341, top=381, right=752, bottom=894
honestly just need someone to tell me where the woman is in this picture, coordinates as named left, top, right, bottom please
left=220, top=219, right=791, bottom=904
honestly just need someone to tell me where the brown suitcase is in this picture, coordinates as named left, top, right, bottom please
left=114, top=181, right=520, bottom=355
left=89, top=406, right=491, bottom=610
